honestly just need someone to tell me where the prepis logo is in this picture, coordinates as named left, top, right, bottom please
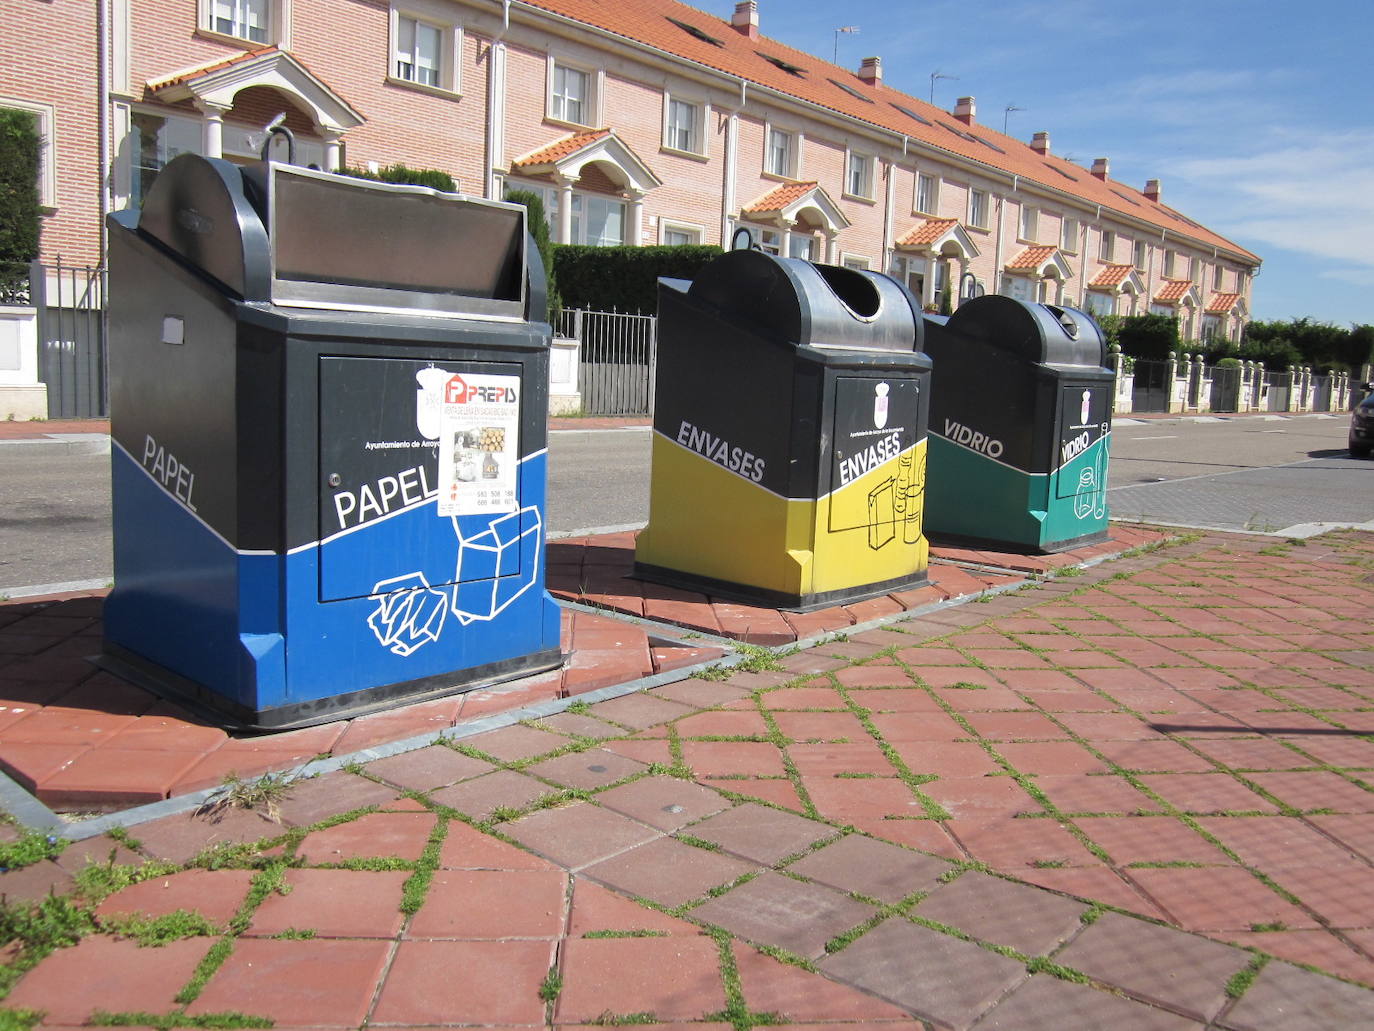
left=445, top=374, right=518, bottom=404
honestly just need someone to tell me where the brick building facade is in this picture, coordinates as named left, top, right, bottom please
left=4, top=0, right=1260, bottom=340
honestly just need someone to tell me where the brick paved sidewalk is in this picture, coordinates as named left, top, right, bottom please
left=2, top=527, right=1373, bottom=1027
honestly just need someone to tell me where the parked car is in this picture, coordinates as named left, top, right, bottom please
left=1351, top=384, right=1374, bottom=457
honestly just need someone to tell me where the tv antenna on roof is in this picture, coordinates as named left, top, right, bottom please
left=1003, top=104, right=1025, bottom=134
left=930, top=70, right=958, bottom=105
left=833, top=25, right=859, bottom=64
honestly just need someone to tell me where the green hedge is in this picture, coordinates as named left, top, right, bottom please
left=1243, top=318, right=1373, bottom=373
left=0, top=108, right=41, bottom=278
left=552, top=244, right=723, bottom=314
left=503, top=189, right=561, bottom=321
left=340, top=163, right=456, bottom=192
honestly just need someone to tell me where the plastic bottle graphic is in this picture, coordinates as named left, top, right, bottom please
left=873, top=382, right=889, bottom=429
left=1080, top=388, right=1092, bottom=426
left=901, top=447, right=926, bottom=543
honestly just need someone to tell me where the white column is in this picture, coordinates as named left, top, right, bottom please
left=196, top=101, right=230, bottom=159
left=321, top=131, right=342, bottom=172
left=824, top=231, right=837, bottom=264
left=628, top=190, right=645, bottom=247
left=556, top=175, right=575, bottom=245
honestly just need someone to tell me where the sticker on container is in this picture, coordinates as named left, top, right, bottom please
left=436, top=373, right=520, bottom=516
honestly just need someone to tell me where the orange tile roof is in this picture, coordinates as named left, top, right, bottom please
left=148, top=47, right=282, bottom=91
left=1006, top=245, right=1060, bottom=271
left=1090, top=263, right=1136, bottom=288
left=1206, top=292, right=1243, bottom=314
left=1155, top=279, right=1193, bottom=303
left=897, top=218, right=959, bottom=247
left=522, top=0, right=1258, bottom=265
left=512, top=129, right=611, bottom=168
left=742, top=180, right=819, bottom=214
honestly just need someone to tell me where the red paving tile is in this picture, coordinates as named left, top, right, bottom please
left=732, top=944, right=913, bottom=1020
left=295, top=811, right=437, bottom=864
left=567, top=876, right=705, bottom=937
left=188, top=937, right=393, bottom=1025
left=407, top=868, right=566, bottom=938
left=246, top=868, right=409, bottom=938
left=1126, top=865, right=1319, bottom=932
left=96, top=868, right=255, bottom=926
left=555, top=936, right=726, bottom=1023
left=372, top=939, right=555, bottom=1025
left=7, top=936, right=211, bottom=1024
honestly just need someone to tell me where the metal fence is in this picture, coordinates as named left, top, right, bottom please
left=1131, top=359, right=1170, bottom=413
left=25, top=261, right=109, bottom=419
left=554, top=308, right=657, bottom=416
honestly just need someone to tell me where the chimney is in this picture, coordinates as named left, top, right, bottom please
left=1030, top=131, right=1050, bottom=155
left=1144, top=178, right=1162, bottom=202
left=1091, top=157, right=1110, bottom=179
left=858, top=56, right=882, bottom=85
left=953, top=96, right=975, bottom=125
left=731, top=1, right=759, bottom=39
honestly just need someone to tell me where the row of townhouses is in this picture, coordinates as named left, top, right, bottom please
left=5, top=0, right=1261, bottom=340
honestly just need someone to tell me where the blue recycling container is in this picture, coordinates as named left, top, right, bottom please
left=102, top=154, right=562, bottom=729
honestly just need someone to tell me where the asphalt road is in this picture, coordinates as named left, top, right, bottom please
left=0, top=414, right=1368, bottom=596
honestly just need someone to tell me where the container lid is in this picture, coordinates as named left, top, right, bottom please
left=135, top=154, right=529, bottom=321
left=686, top=249, right=922, bottom=354
left=940, top=295, right=1107, bottom=369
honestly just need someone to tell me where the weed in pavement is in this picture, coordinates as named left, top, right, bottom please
left=197, top=772, right=297, bottom=824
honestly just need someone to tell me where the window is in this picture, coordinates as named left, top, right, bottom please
left=387, top=5, right=459, bottom=93
left=789, top=234, right=817, bottom=260
left=1, top=101, right=56, bottom=208
left=664, top=97, right=704, bottom=155
left=842, top=254, right=871, bottom=271
left=1019, top=205, right=1038, bottom=242
left=1100, top=229, right=1114, bottom=262
left=889, top=254, right=927, bottom=300
left=1164, top=249, right=1177, bottom=277
left=846, top=151, right=873, bottom=199
left=765, top=127, right=797, bottom=178
left=1061, top=216, right=1080, bottom=253
left=968, top=189, right=989, bottom=230
left=1213, top=264, right=1225, bottom=290
left=915, top=172, right=938, bottom=215
left=1133, top=239, right=1147, bottom=271
left=395, top=16, right=441, bottom=87
left=517, top=181, right=624, bottom=246
left=1085, top=291, right=1114, bottom=317
left=755, top=228, right=781, bottom=255
left=125, top=110, right=201, bottom=209
left=549, top=60, right=594, bottom=126
left=661, top=222, right=701, bottom=246
left=212, top=0, right=268, bottom=42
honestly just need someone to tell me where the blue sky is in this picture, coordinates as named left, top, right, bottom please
left=699, top=0, right=1374, bottom=328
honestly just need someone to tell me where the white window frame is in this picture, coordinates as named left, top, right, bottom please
left=662, top=95, right=708, bottom=158
left=844, top=149, right=874, bottom=201
left=914, top=171, right=938, bottom=216
left=547, top=56, right=598, bottom=128
left=841, top=253, right=871, bottom=271
left=968, top=188, right=989, bottom=230
left=889, top=254, right=928, bottom=303
left=1061, top=215, right=1080, bottom=253
left=198, top=0, right=289, bottom=47
left=389, top=6, right=461, bottom=95
left=1133, top=239, right=1147, bottom=272
left=764, top=124, right=800, bottom=179
left=1, top=99, right=56, bottom=209
left=1163, top=249, right=1177, bottom=278
left=511, top=179, right=625, bottom=246
left=1019, top=204, right=1038, bottom=243
left=1213, top=264, right=1225, bottom=290
left=1100, top=229, right=1114, bottom=262
left=660, top=220, right=703, bottom=246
